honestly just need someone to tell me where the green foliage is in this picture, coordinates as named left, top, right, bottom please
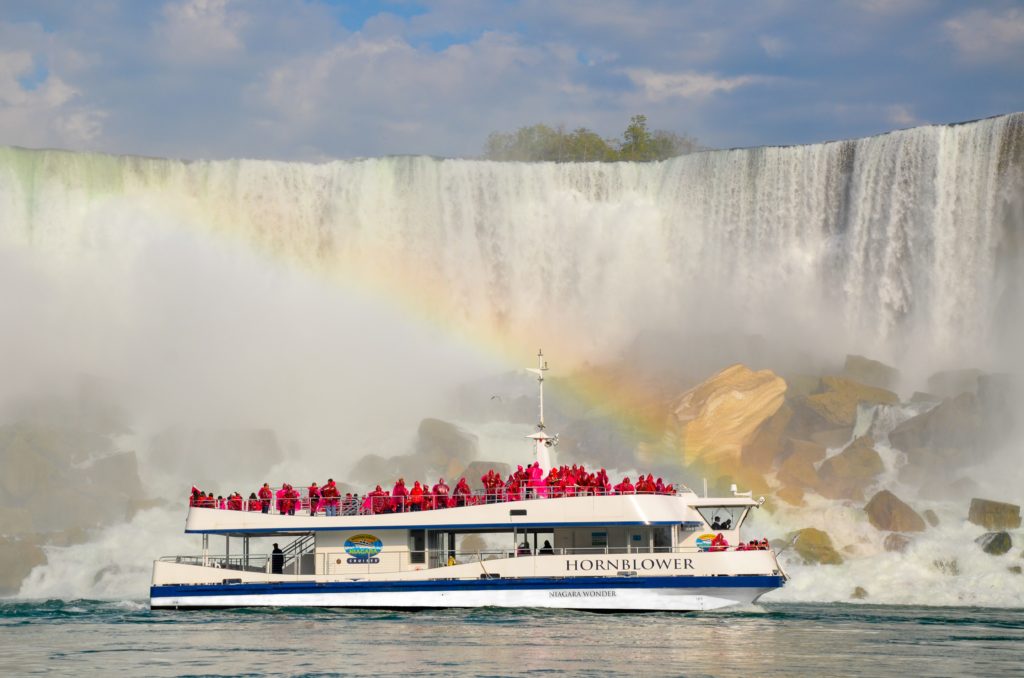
left=483, top=115, right=700, bottom=162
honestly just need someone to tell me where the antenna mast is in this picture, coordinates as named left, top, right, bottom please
left=536, top=349, right=547, bottom=430
left=525, top=349, right=557, bottom=472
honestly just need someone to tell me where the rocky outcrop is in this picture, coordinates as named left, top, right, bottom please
left=809, top=428, right=854, bottom=448
left=776, top=486, right=805, bottom=507
left=968, top=498, right=1022, bottom=530
left=794, top=377, right=898, bottom=430
left=741, top=403, right=792, bottom=472
left=851, top=586, right=869, bottom=599
left=864, top=490, right=926, bottom=532
left=461, top=461, right=512, bottom=491
left=976, top=532, right=1012, bottom=556
left=673, top=364, right=786, bottom=468
left=817, top=436, right=885, bottom=501
left=923, top=509, right=940, bottom=527
left=0, top=536, right=46, bottom=595
left=843, top=354, right=899, bottom=391
left=776, top=439, right=826, bottom=489
left=883, top=533, right=912, bottom=553
left=415, top=419, right=479, bottom=468
left=888, top=393, right=983, bottom=471
left=789, top=527, right=843, bottom=565
left=927, top=369, right=983, bottom=398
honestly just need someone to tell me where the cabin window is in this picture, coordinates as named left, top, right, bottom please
left=695, top=506, right=746, bottom=530
left=409, top=530, right=425, bottom=564
left=653, top=527, right=672, bottom=552
left=591, top=532, right=608, bottom=547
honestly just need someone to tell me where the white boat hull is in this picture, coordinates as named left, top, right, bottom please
left=150, top=575, right=783, bottom=611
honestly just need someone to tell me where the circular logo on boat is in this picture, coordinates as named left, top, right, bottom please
left=344, top=534, right=383, bottom=559
left=696, top=533, right=716, bottom=549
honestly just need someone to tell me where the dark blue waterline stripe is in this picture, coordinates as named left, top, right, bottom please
left=186, top=520, right=701, bottom=535
left=151, top=575, right=784, bottom=598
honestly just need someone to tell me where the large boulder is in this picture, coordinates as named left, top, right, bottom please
left=673, top=364, right=786, bottom=468
left=968, top=498, right=1022, bottom=530
left=927, top=369, right=983, bottom=398
left=976, top=532, right=1012, bottom=556
left=883, top=533, right=912, bottom=553
left=887, top=393, right=983, bottom=471
left=0, top=536, right=46, bottom=595
left=817, top=436, right=885, bottom=501
left=843, top=355, right=900, bottom=391
left=864, top=490, right=926, bottom=532
left=794, top=377, right=898, bottom=431
left=414, top=419, right=478, bottom=469
left=776, top=439, right=826, bottom=489
left=789, top=527, right=843, bottom=565
left=461, top=461, right=512, bottom=492
left=741, top=403, right=793, bottom=472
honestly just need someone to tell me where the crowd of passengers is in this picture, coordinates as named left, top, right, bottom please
left=188, top=461, right=682, bottom=517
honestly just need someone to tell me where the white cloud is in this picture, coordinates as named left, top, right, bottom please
left=759, top=35, right=787, bottom=59
left=945, top=7, right=1024, bottom=64
left=155, top=0, right=247, bottom=64
left=886, top=104, right=918, bottom=127
left=622, top=68, right=763, bottom=101
left=0, top=50, right=105, bottom=146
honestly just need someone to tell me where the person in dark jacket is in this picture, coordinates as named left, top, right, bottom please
left=271, top=543, right=284, bottom=574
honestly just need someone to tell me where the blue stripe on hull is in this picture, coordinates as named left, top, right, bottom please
left=151, top=575, right=785, bottom=599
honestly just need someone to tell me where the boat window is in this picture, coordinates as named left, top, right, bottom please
left=409, top=529, right=425, bottom=564
left=653, top=527, right=672, bottom=552
left=695, top=506, right=746, bottom=530
left=591, top=531, right=608, bottom=547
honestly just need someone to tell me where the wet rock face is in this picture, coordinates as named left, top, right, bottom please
left=888, top=393, right=983, bottom=474
left=851, top=586, right=869, bottom=599
left=976, top=532, right=1013, bottom=556
left=789, top=527, right=844, bottom=565
left=776, top=439, right=826, bottom=490
left=968, top=498, right=1022, bottom=530
left=673, top=364, right=787, bottom=468
left=883, top=533, right=912, bottom=553
left=923, top=509, right=940, bottom=527
left=816, top=436, right=885, bottom=501
left=793, top=377, right=898, bottom=430
left=843, top=354, right=900, bottom=391
left=415, top=419, right=479, bottom=468
left=864, top=490, right=926, bottom=532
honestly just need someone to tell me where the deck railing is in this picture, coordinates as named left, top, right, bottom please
left=189, top=485, right=691, bottom=517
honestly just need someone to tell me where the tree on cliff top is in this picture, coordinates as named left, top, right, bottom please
left=483, top=115, right=700, bottom=162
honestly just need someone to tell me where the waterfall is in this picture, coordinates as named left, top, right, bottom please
left=2, top=113, right=1021, bottom=372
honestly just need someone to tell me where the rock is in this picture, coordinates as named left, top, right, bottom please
left=785, top=374, right=822, bottom=398
left=843, top=354, right=900, bottom=391
left=1009, top=566, right=1022, bottom=575
left=795, top=377, right=898, bottom=430
left=817, top=436, right=885, bottom=501
left=777, top=486, right=805, bottom=507
left=776, top=439, right=826, bottom=489
left=350, top=454, right=402, bottom=486
left=414, top=419, right=479, bottom=468
left=0, top=536, right=46, bottom=595
left=933, top=559, right=960, bottom=576
left=927, top=368, right=983, bottom=398
left=673, top=364, right=787, bottom=468
left=968, top=498, right=1022, bottom=530
left=910, top=391, right=943, bottom=404
left=883, top=533, right=912, bottom=553
left=923, top=509, right=940, bottom=527
left=741, top=403, right=793, bottom=472
left=809, top=427, right=854, bottom=448
left=851, top=586, right=869, bottom=600
left=461, top=461, right=512, bottom=492
left=864, top=490, right=926, bottom=532
left=888, top=393, right=983, bottom=471
left=976, top=532, right=1012, bottom=556
left=789, top=527, right=843, bottom=565
left=561, top=417, right=642, bottom=469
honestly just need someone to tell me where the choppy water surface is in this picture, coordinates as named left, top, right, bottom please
left=2, top=601, right=1021, bottom=676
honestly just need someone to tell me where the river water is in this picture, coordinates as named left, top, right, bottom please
left=2, top=600, right=1021, bottom=676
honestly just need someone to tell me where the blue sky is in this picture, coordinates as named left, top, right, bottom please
left=0, top=0, right=1022, bottom=160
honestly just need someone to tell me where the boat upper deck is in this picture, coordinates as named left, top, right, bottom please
left=185, top=489, right=763, bottom=536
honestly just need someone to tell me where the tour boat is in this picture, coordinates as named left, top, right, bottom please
left=151, top=352, right=787, bottom=611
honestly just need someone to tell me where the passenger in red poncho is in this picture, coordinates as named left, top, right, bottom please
left=247, top=492, right=262, bottom=511
left=453, top=478, right=471, bottom=507
left=258, top=483, right=273, bottom=514
left=391, top=478, right=409, bottom=512
left=321, top=479, right=340, bottom=517
left=308, top=482, right=322, bottom=516
left=409, top=480, right=424, bottom=511
left=370, top=485, right=388, bottom=514
left=614, top=477, right=635, bottom=495
left=432, top=478, right=450, bottom=508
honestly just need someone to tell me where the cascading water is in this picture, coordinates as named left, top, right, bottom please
left=1, top=113, right=1022, bottom=603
